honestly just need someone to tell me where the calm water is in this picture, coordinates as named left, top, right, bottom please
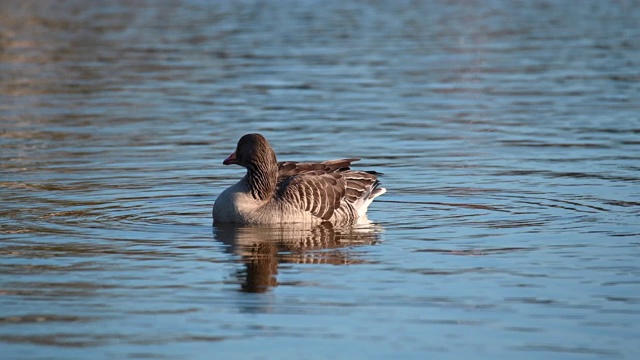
left=1, top=0, right=639, bottom=359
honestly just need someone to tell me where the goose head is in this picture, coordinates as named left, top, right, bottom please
left=223, top=133, right=278, bottom=170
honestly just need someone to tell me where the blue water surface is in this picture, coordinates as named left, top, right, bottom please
left=1, top=1, right=639, bottom=359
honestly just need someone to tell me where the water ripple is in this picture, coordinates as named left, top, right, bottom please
left=1, top=0, right=639, bottom=358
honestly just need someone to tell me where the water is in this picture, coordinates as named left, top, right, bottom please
left=1, top=0, right=639, bottom=358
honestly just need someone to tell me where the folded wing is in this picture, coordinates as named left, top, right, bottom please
left=276, top=159, right=383, bottom=221
left=277, top=158, right=360, bottom=181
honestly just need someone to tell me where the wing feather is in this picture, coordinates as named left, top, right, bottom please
left=276, top=160, right=382, bottom=221
left=277, top=172, right=347, bottom=220
left=277, top=158, right=360, bottom=182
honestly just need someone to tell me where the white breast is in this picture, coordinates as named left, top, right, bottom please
left=212, top=180, right=264, bottom=223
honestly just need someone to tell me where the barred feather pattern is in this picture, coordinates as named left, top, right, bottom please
left=213, top=134, right=385, bottom=224
left=276, top=160, right=383, bottom=222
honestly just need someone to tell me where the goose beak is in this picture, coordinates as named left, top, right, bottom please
left=223, top=151, right=237, bottom=165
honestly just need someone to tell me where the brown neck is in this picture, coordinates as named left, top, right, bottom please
left=244, top=158, right=278, bottom=201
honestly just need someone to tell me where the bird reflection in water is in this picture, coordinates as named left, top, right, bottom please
left=213, top=220, right=382, bottom=293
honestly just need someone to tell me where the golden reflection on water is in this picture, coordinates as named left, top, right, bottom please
left=213, top=220, right=381, bottom=293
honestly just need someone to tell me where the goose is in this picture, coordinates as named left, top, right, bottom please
left=212, top=133, right=386, bottom=224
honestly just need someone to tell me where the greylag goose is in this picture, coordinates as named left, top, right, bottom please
left=212, top=133, right=386, bottom=224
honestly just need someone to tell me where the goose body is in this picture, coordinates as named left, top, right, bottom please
left=212, top=134, right=386, bottom=224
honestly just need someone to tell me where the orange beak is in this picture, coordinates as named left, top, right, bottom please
left=223, top=151, right=237, bottom=165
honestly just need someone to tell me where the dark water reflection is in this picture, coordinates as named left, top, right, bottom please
left=214, top=222, right=381, bottom=293
left=1, top=0, right=640, bottom=359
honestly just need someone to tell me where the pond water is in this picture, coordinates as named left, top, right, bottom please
left=1, top=0, right=639, bottom=359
